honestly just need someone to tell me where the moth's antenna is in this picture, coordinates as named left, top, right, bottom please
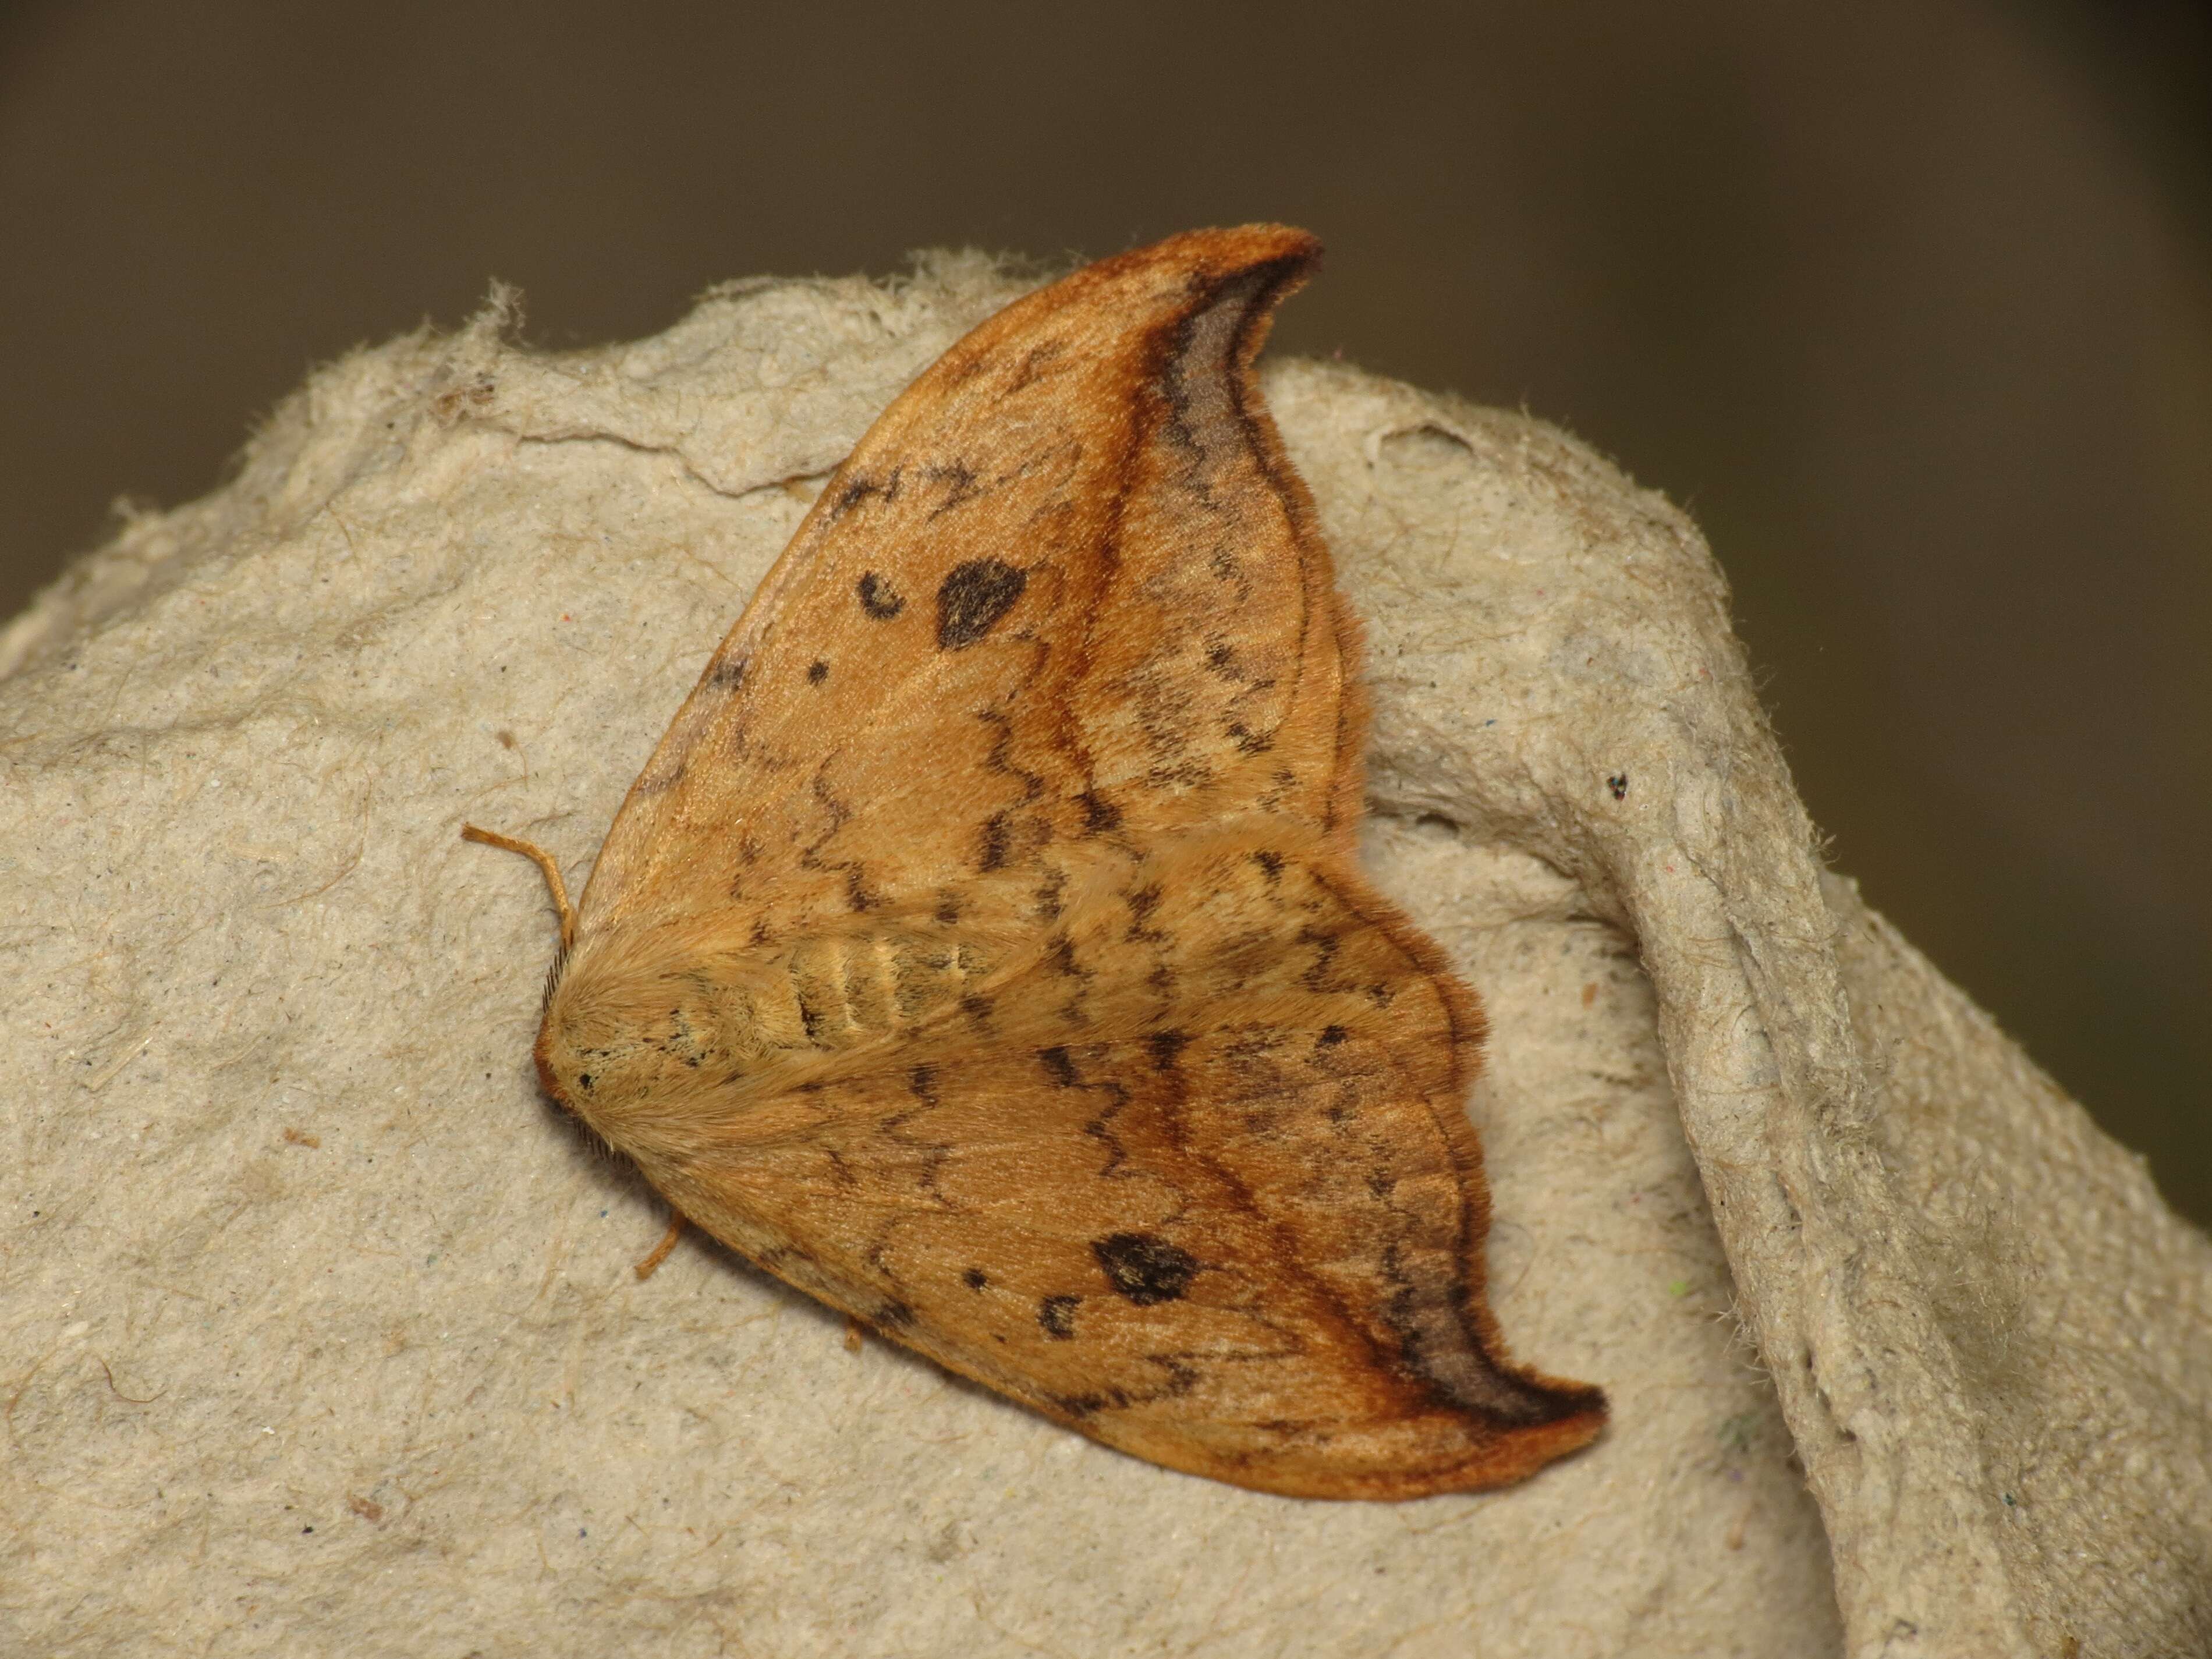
left=461, top=824, right=577, bottom=951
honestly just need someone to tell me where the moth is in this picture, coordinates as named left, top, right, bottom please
left=467, top=225, right=1605, bottom=1499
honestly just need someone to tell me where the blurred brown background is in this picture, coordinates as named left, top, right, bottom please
left=3, top=1, right=2206, bottom=1222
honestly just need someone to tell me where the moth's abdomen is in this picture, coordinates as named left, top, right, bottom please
left=778, top=933, right=994, bottom=1049
left=535, top=920, right=995, bottom=1153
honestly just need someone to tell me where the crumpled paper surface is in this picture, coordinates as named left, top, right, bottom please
left=2, top=251, right=2203, bottom=1658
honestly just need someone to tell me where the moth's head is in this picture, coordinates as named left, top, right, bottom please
left=530, top=923, right=777, bottom=1157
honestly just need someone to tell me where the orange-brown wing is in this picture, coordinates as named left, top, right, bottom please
left=574, top=225, right=1363, bottom=952
left=607, top=823, right=1605, bottom=1500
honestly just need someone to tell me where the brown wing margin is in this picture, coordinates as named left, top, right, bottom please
left=1129, top=231, right=1378, bottom=851
left=1051, top=227, right=1366, bottom=845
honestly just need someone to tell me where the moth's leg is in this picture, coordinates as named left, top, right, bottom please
left=632, top=1213, right=686, bottom=1281
left=842, top=1316, right=866, bottom=1353
left=460, top=824, right=577, bottom=950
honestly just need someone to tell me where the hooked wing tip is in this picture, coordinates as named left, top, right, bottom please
left=1084, top=224, right=1323, bottom=307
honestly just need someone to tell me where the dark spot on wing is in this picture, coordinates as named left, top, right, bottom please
left=1297, top=929, right=1341, bottom=991
left=1253, top=850, right=1285, bottom=882
left=857, top=572, right=905, bottom=619
left=1034, top=869, right=1066, bottom=921
left=1092, top=1233, right=1198, bottom=1306
left=1146, top=1030, right=1189, bottom=1070
left=1037, top=1045, right=1080, bottom=1086
left=707, top=654, right=746, bottom=689
left=832, top=467, right=902, bottom=517
left=1008, top=341, right=1065, bottom=391
left=926, top=460, right=982, bottom=517
left=631, top=758, right=685, bottom=797
left=1038, top=1295, right=1080, bottom=1339
left=1125, top=884, right=1164, bottom=942
left=844, top=866, right=877, bottom=912
left=1318, top=1025, right=1348, bottom=1047
left=963, top=1268, right=989, bottom=1291
left=977, top=813, right=1012, bottom=872
left=936, top=558, right=1027, bottom=650
left=807, top=660, right=829, bottom=684
left=1078, top=790, right=1121, bottom=834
